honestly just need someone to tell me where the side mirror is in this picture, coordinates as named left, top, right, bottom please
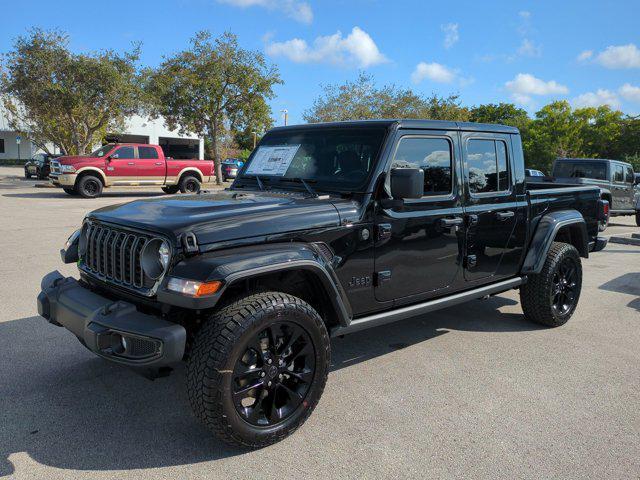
left=390, top=168, right=424, bottom=200
left=109, top=153, right=119, bottom=160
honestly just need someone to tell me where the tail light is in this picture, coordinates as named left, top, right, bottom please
left=598, top=199, right=609, bottom=220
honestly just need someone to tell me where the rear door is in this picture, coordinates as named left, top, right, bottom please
left=105, top=145, right=136, bottom=181
left=374, top=129, right=464, bottom=303
left=611, top=163, right=631, bottom=211
left=461, top=133, right=525, bottom=282
left=136, top=146, right=166, bottom=184
left=624, top=165, right=636, bottom=210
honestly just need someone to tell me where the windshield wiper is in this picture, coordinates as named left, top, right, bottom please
left=286, top=177, right=319, bottom=198
left=254, top=175, right=265, bottom=191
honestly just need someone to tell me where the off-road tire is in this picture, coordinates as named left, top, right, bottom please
left=186, top=291, right=330, bottom=448
left=520, top=242, right=582, bottom=327
left=77, top=175, right=103, bottom=198
left=179, top=175, right=201, bottom=194
left=162, top=185, right=179, bottom=194
left=24, top=172, right=32, bottom=179
left=63, top=187, right=77, bottom=196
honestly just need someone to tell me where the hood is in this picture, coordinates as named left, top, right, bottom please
left=88, top=190, right=353, bottom=246
left=57, top=155, right=99, bottom=165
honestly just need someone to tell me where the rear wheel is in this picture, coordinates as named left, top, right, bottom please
left=162, top=185, right=179, bottom=194
left=187, top=291, right=330, bottom=448
left=24, top=172, right=32, bottom=179
left=520, top=242, right=582, bottom=327
left=77, top=175, right=103, bottom=198
left=179, top=175, right=201, bottom=194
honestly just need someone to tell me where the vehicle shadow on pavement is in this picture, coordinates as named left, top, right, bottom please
left=599, top=272, right=640, bottom=313
left=0, top=316, right=245, bottom=476
left=0, top=296, right=532, bottom=475
left=330, top=296, right=539, bottom=372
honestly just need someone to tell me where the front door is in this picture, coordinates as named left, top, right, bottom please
left=374, top=130, right=464, bottom=303
left=461, top=133, right=523, bottom=282
left=106, top=145, right=137, bottom=182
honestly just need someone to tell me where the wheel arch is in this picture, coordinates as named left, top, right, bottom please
left=177, top=168, right=203, bottom=184
left=74, top=167, right=107, bottom=186
left=158, top=242, right=352, bottom=328
left=521, top=210, right=588, bottom=275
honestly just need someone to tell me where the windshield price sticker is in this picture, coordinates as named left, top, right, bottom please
left=245, top=145, right=301, bottom=176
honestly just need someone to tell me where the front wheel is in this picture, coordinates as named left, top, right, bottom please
left=187, top=292, right=330, bottom=448
left=520, top=242, right=582, bottom=327
left=76, top=175, right=103, bottom=198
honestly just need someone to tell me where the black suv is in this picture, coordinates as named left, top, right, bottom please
left=551, top=158, right=639, bottom=228
left=38, top=120, right=607, bottom=448
left=24, top=153, right=60, bottom=180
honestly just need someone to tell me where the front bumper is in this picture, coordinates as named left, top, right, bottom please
left=37, top=271, right=186, bottom=374
left=49, top=173, right=77, bottom=187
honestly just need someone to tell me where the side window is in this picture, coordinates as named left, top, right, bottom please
left=0, top=139, right=5, bottom=154
left=113, top=146, right=135, bottom=159
left=625, top=166, right=634, bottom=183
left=613, top=165, right=625, bottom=183
left=138, top=146, right=159, bottom=159
left=392, top=137, right=453, bottom=196
left=467, top=139, right=510, bottom=194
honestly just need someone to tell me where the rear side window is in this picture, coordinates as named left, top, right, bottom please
left=139, top=146, right=159, bottom=159
left=613, top=165, right=625, bottom=182
left=0, top=139, right=4, bottom=153
left=114, top=146, right=135, bottom=159
left=625, top=166, right=634, bottom=183
left=466, top=139, right=510, bottom=194
left=392, top=137, right=453, bottom=196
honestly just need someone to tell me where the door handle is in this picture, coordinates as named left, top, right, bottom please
left=439, top=217, right=464, bottom=228
left=155, top=162, right=163, bottom=165
left=496, top=211, right=515, bottom=221
left=127, top=162, right=135, bottom=165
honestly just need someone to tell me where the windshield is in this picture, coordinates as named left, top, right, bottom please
left=237, top=127, right=387, bottom=192
left=90, top=144, right=115, bottom=157
left=554, top=161, right=606, bottom=180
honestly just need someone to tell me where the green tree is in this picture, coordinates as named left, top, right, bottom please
left=469, top=103, right=530, bottom=132
left=146, top=31, right=281, bottom=184
left=524, top=101, right=586, bottom=172
left=0, top=29, right=142, bottom=155
left=573, top=105, right=625, bottom=159
left=303, top=72, right=469, bottom=123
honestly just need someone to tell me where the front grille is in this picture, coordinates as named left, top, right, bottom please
left=82, top=223, right=153, bottom=291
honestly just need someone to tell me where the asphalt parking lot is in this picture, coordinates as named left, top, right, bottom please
left=0, top=166, right=638, bottom=479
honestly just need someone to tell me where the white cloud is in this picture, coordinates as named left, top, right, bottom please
left=218, top=0, right=313, bottom=23
left=517, top=39, right=542, bottom=57
left=441, top=23, right=459, bottom=49
left=577, top=50, right=593, bottom=62
left=592, top=44, right=640, bottom=69
left=619, top=83, right=640, bottom=103
left=505, top=73, right=569, bottom=105
left=412, top=62, right=456, bottom=84
left=572, top=89, right=621, bottom=109
left=265, top=27, right=387, bottom=68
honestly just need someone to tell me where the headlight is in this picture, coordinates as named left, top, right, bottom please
left=166, top=277, right=222, bottom=297
left=61, top=229, right=81, bottom=263
left=141, top=239, right=171, bottom=280
left=60, top=164, right=76, bottom=173
left=64, top=229, right=81, bottom=250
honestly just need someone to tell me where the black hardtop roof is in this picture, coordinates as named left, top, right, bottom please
left=556, top=157, right=630, bottom=165
left=269, top=119, right=519, bottom=135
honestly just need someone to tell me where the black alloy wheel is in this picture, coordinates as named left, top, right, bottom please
left=550, top=257, right=579, bottom=316
left=232, top=321, right=315, bottom=426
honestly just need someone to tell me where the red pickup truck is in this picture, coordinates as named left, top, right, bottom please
left=49, top=143, right=215, bottom=198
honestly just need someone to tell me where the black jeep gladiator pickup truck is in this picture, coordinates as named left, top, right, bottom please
left=38, top=120, right=608, bottom=448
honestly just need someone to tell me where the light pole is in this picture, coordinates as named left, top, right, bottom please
left=252, top=131, right=257, bottom=149
left=281, top=109, right=288, bottom=126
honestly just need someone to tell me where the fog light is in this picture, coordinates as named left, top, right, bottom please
left=167, top=277, right=222, bottom=297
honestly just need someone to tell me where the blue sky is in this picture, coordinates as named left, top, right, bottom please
left=3, top=0, right=640, bottom=124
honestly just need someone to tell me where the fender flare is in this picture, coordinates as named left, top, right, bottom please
left=521, top=210, right=588, bottom=275
left=599, top=187, right=612, bottom=202
left=157, top=242, right=352, bottom=326
left=176, top=167, right=204, bottom=184
left=75, top=167, right=108, bottom=186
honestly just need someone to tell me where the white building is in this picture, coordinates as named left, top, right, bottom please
left=0, top=111, right=204, bottom=160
